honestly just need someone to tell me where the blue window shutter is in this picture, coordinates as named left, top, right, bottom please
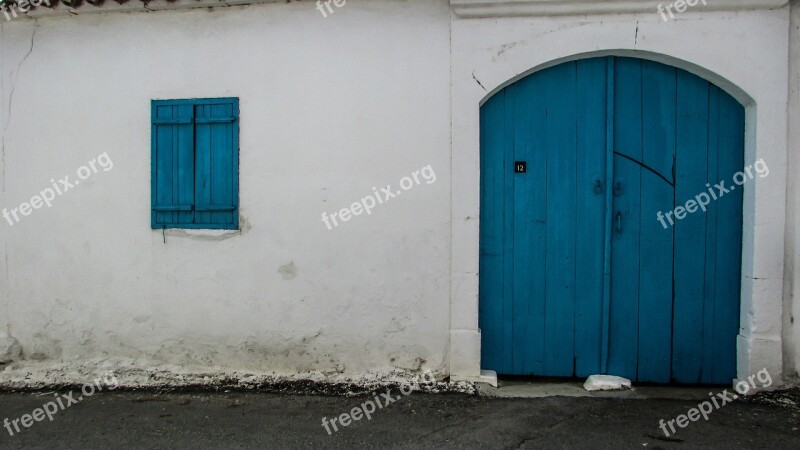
left=194, top=99, right=239, bottom=229
left=151, top=102, right=195, bottom=228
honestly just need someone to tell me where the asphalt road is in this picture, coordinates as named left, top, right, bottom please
left=0, top=388, right=797, bottom=449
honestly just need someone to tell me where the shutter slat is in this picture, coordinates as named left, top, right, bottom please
left=194, top=117, right=236, bottom=124
left=153, top=117, right=193, bottom=125
left=152, top=205, right=193, bottom=212
left=195, top=205, right=236, bottom=212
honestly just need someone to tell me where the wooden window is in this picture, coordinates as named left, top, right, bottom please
left=151, top=98, right=239, bottom=230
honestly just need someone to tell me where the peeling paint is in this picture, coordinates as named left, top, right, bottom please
left=238, top=214, right=252, bottom=233
left=28, top=332, right=62, bottom=361
left=278, top=261, right=297, bottom=280
left=0, top=359, right=478, bottom=396
left=0, top=333, right=22, bottom=363
left=162, top=228, right=241, bottom=240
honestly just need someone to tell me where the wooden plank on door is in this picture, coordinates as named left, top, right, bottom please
left=500, top=85, right=517, bottom=375
left=511, top=73, right=548, bottom=375
left=673, top=71, right=710, bottom=384
left=601, top=57, right=615, bottom=373
left=700, top=86, right=720, bottom=384
left=637, top=61, right=676, bottom=383
left=574, top=58, right=609, bottom=377
left=710, top=91, right=745, bottom=384
left=543, top=62, right=578, bottom=376
left=479, top=90, right=508, bottom=372
left=608, top=155, right=642, bottom=380
left=608, top=58, right=643, bottom=380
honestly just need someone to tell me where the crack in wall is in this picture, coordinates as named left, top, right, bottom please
left=1, top=21, right=38, bottom=339
left=3, top=20, right=38, bottom=194
left=3, top=19, right=39, bottom=156
left=472, top=71, right=486, bottom=91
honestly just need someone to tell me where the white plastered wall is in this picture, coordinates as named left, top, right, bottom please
left=786, top=0, right=800, bottom=383
left=0, top=0, right=454, bottom=381
left=0, top=0, right=795, bottom=386
left=449, top=1, right=790, bottom=385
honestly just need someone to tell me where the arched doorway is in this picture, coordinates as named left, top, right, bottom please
left=479, top=56, right=744, bottom=384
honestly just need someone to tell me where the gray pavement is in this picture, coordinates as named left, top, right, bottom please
left=0, top=387, right=798, bottom=449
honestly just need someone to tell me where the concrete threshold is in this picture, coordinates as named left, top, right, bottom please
left=478, top=378, right=719, bottom=400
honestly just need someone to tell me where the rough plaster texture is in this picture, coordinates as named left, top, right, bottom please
left=0, top=0, right=452, bottom=383
left=0, top=0, right=798, bottom=387
left=787, top=0, right=800, bottom=383
left=0, top=334, right=22, bottom=363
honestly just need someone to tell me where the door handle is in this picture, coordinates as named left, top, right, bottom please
left=616, top=211, right=622, bottom=233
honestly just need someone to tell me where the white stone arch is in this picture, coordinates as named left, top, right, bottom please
left=479, top=50, right=754, bottom=108
left=449, top=9, right=788, bottom=386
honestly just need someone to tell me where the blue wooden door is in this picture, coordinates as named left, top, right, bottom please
left=479, top=57, right=744, bottom=384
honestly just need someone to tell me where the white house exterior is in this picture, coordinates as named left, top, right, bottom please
left=0, top=0, right=798, bottom=388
